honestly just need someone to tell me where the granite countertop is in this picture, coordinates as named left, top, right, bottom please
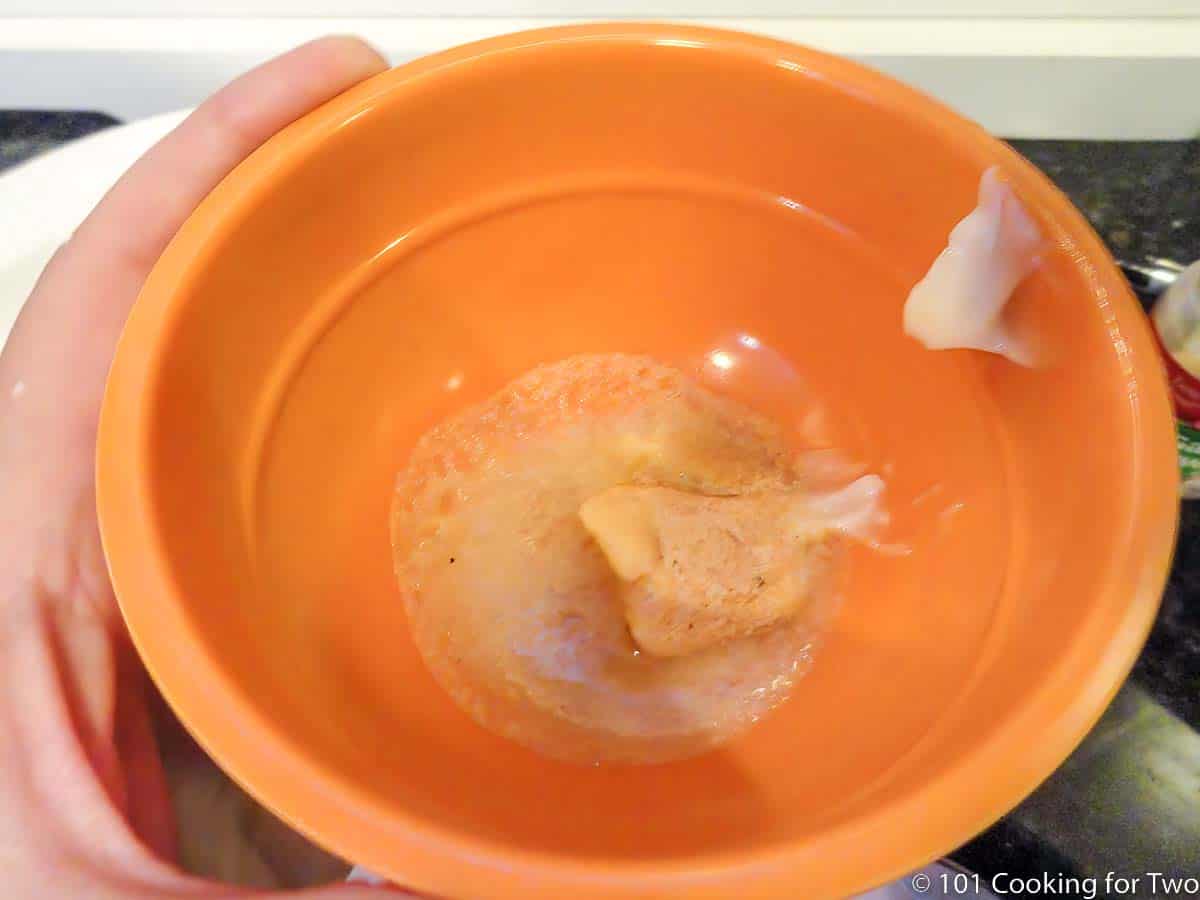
left=0, top=110, right=119, bottom=173
left=3, top=113, right=1198, bottom=898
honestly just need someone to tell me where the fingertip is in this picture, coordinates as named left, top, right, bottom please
left=303, top=34, right=391, bottom=79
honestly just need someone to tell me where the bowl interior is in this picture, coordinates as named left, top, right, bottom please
left=101, top=27, right=1175, bottom=898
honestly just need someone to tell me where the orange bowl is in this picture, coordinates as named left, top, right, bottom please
left=97, top=23, right=1178, bottom=899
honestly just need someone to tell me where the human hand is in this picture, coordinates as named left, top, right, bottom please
left=0, top=36, right=410, bottom=898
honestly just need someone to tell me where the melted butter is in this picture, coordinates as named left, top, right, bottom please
left=392, top=354, right=870, bottom=762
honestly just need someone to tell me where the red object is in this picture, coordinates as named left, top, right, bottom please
left=1152, top=327, right=1200, bottom=426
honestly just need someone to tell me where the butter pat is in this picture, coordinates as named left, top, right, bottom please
left=580, top=476, right=886, bottom=658
left=581, top=485, right=838, bottom=657
left=578, top=488, right=662, bottom=581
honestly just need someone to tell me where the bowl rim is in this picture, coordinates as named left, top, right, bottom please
left=96, top=21, right=1179, bottom=899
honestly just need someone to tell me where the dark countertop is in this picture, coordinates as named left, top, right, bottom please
left=3, top=113, right=1198, bottom=898
left=0, top=110, right=119, bottom=173
left=1012, top=140, right=1200, bottom=268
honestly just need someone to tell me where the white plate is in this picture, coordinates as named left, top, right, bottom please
left=0, top=109, right=190, bottom=350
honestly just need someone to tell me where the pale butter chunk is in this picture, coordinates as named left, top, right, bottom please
left=903, top=166, right=1042, bottom=365
left=580, top=476, right=884, bottom=658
